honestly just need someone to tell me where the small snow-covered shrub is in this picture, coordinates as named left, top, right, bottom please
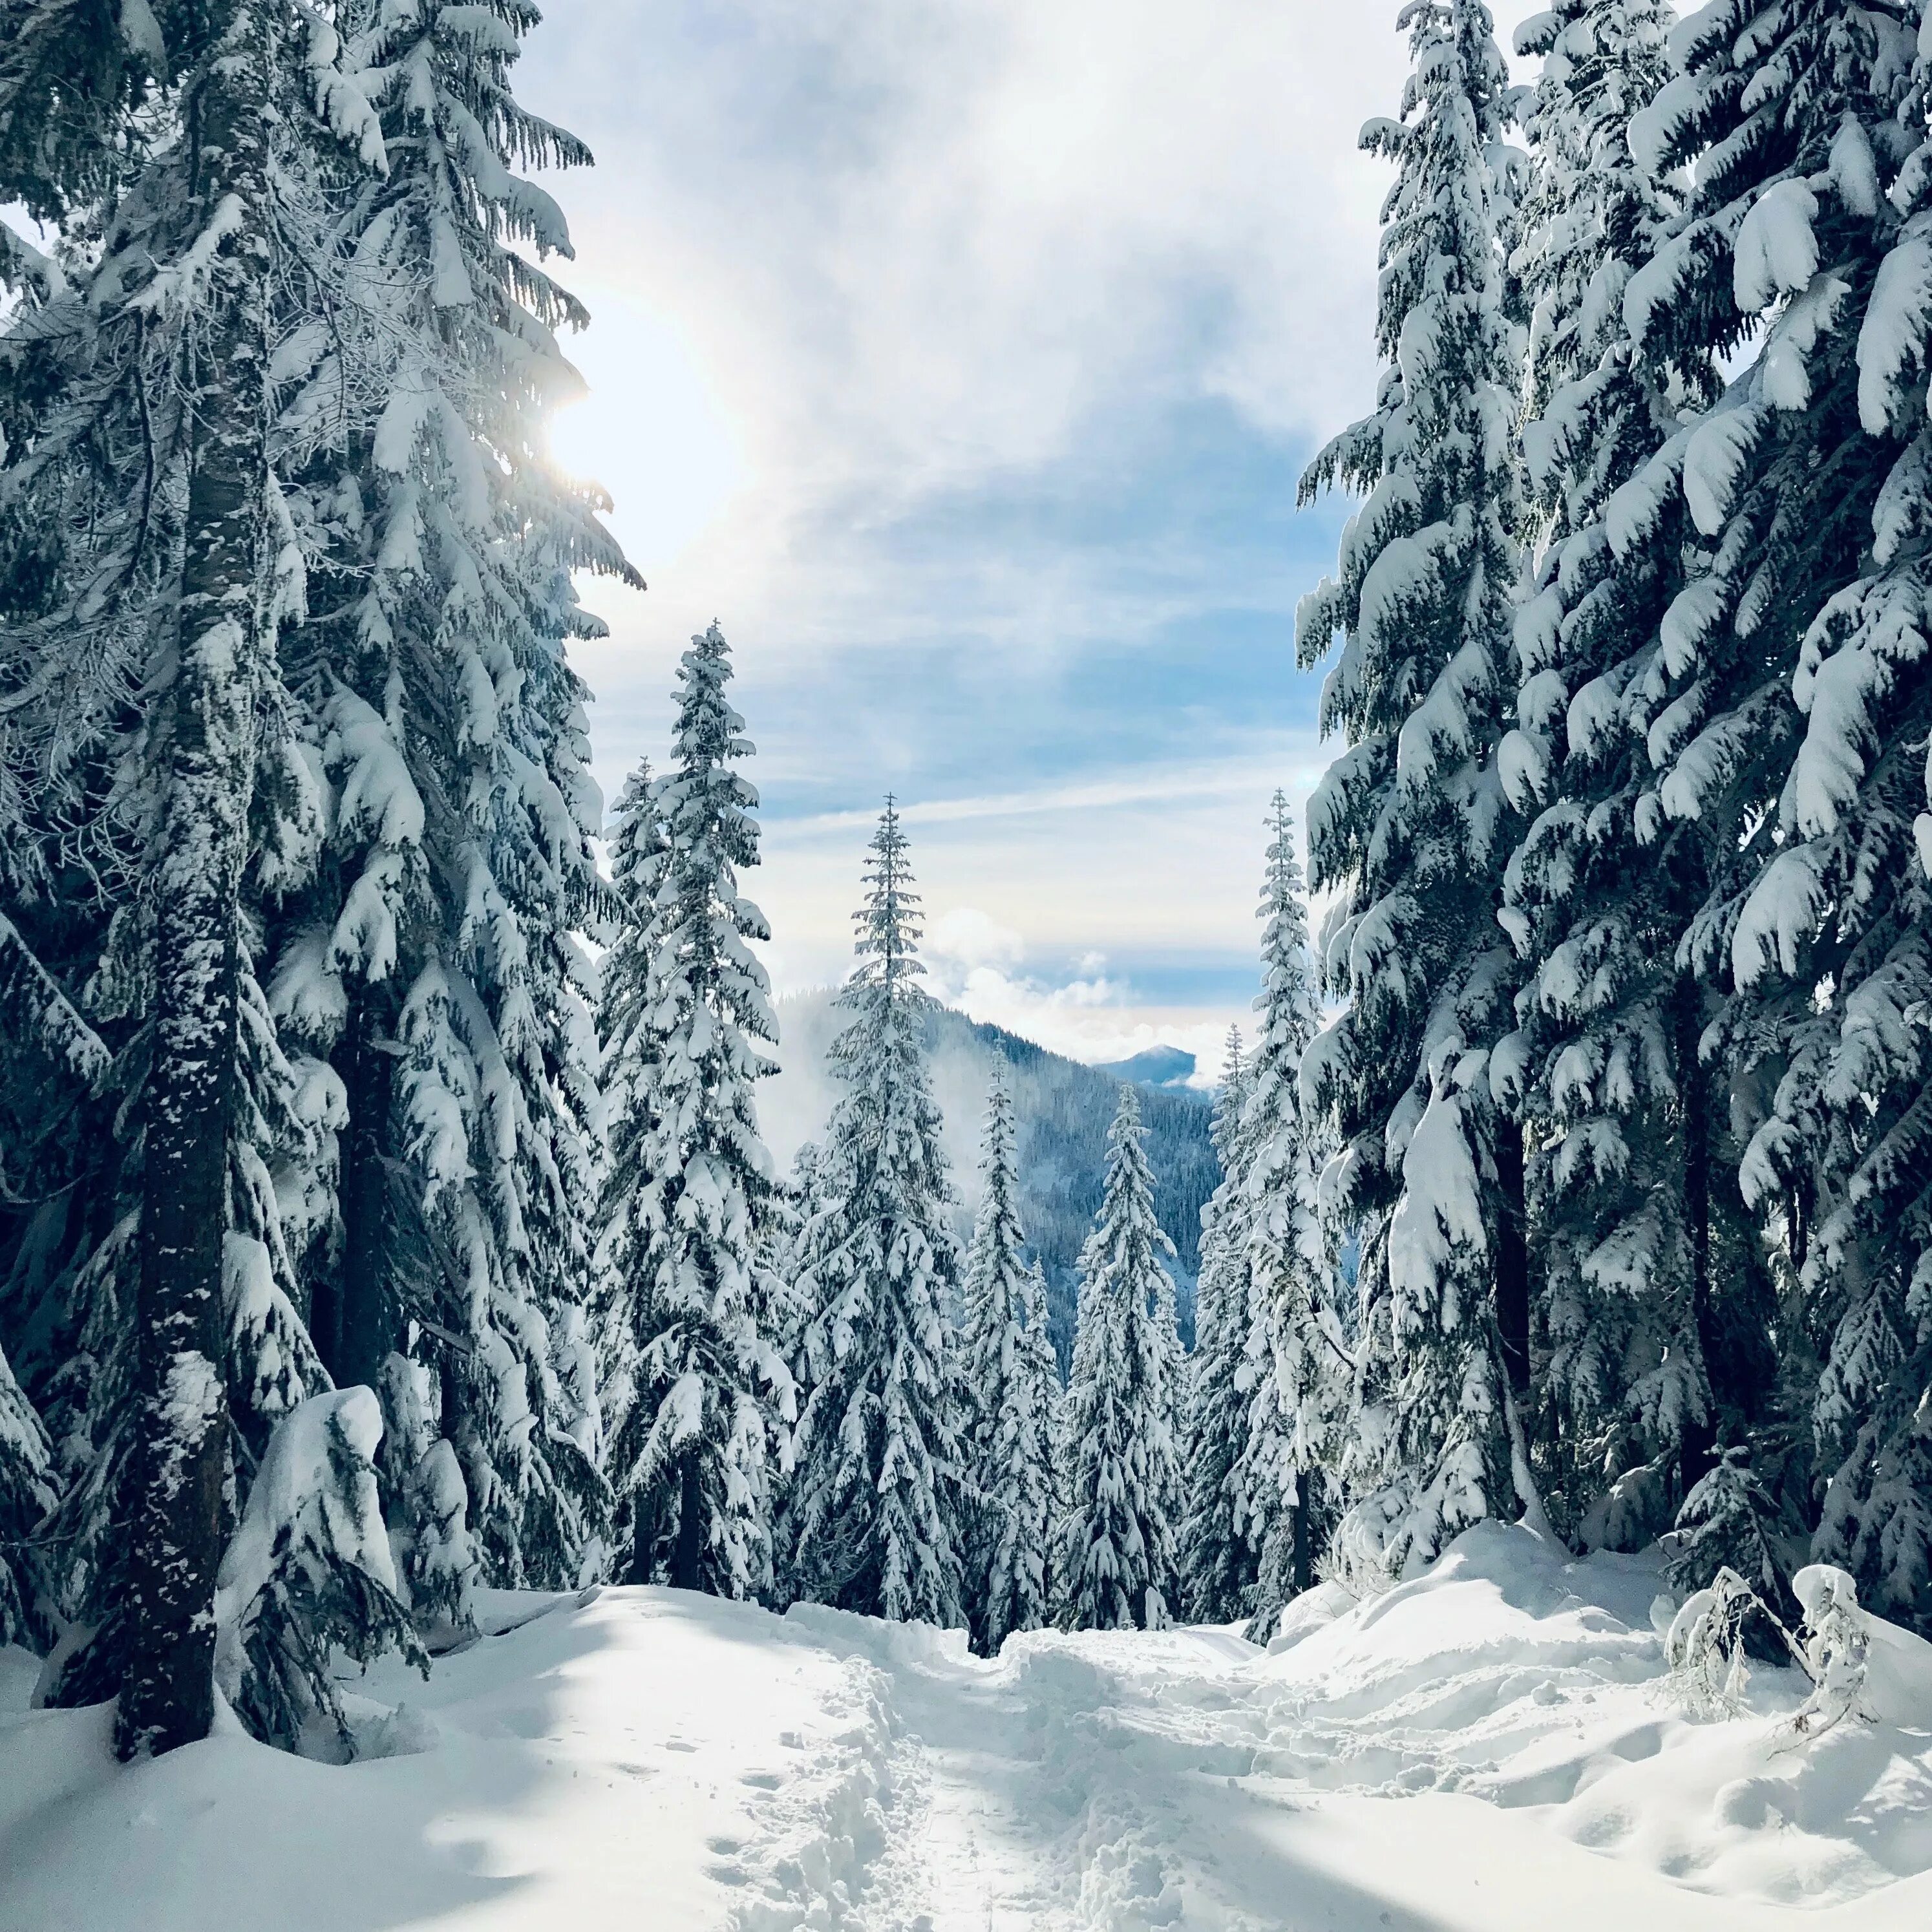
left=216, top=1390, right=425, bottom=1750
left=1317, top=1483, right=1407, bottom=1603
left=1666, top=1558, right=1880, bottom=1736
left=1788, top=1564, right=1871, bottom=1739
left=1666, top=1447, right=1802, bottom=1658
left=1664, top=1567, right=1765, bottom=1717
left=376, top=1354, right=480, bottom=1644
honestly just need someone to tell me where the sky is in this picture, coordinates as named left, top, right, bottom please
left=516, top=0, right=1417, bottom=1081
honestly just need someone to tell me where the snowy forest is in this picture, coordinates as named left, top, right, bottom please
left=3, top=1, right=1932, bottom=1927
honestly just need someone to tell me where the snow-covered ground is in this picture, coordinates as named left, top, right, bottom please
left=3, top=1525, right=1929, bottom=1930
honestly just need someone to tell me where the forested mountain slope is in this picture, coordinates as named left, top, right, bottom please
left=765, top=993, right=1218, bottom=1367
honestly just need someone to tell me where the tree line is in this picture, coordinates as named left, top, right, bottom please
left=6, top=0, right=1932, bottom=1768
left=1261, top=0, right=1932, bottom=1638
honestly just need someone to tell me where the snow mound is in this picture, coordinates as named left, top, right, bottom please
left=1252, top=1522, right=1932, bottom=1912
left=0, top=1587, right=897, bottom=1932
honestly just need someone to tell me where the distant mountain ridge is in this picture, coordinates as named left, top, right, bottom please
left=765, top=993, right=1218, bottom=1372
left=1094, top=1045, right=1200, bottom=1091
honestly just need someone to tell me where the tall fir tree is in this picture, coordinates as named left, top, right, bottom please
left=1611, top=0, right=1919, bottom=1606
left=1, top=0, right=628, bottom=1743
left=595, top=758, right=664, bottom=1565
left=597, top=624, right=791, bottom=1599
left=0, top=0, right=409, bottom=1759
left=1295, top=0, right=1535, bottom=1580
left=959, top=1068, right=1056, bottom=1650
left=1791, top=12, right=1932, bottom=1628
left=1238, top=798, right=1341, bottom=1637
left=260, top=0, right=635, bottom=1594
left=1496, top=0, right=1722, bottom=1547
left=788, top=803, right=964, bottom=1624
left=1630, top=0, right=1931, bottom=1621
left=1178, top=1029, right=1259, bottom=1624
left=1056, top=1084, right=1181, bottom=1631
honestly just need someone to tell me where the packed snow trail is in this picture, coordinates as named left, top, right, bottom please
left=3, top=1525, right=1930, bottom=1931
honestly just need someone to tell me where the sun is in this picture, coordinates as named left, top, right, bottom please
left=546, top=290, right=748, bottom=576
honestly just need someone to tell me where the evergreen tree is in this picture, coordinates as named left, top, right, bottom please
left=789, top=803, right=964, bottom=1624
left=0, top=0, right=626, bottom=1746
left=769, top=1138, right=825, bottom=1362
left=0, top=0, right=405, bottom=1759
left=1613, top=0, right=1918, bottom=1606
left=0, top=1335, right=54, bottom=1646
left=1057, top=1084, right=1180, bottom=1631
left=1719, top=3, right=1932, bottom=1625
left=598, top=624, right=791, bottom=1599
left=960, top=1068, right=1055, bottom=1649
left=1497, top=0, right=1721, bottom=1545
left=1178, top=1029, right=1258, bottom=1624
left=1238, top=798, right=1340, bottom=1637
left=262, top=0, right=635, bottom=1593
left=595, top=758, right=663, bottom=1565
left=1296, top=0, right=1534, bottom=1580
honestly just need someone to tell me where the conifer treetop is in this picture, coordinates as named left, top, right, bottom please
left=847, top=795, right=924, bottom=996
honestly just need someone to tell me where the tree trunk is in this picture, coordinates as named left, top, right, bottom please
left=1291, top=1476, right=1311, bottom=1596
left=626, top=1486, right=657, bottom=1585
left=116, top=13, right=271, bottom=1761
left=672, top=1452, right=704, bottom=1591
left=1492, top=1119, right=1531, bottom=1401
left=1676, top=974, right=1717, bottom=1496
left=335, top=1004, right=395, bottom=1390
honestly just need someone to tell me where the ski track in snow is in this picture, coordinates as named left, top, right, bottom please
left=4, top=1526, right=1931, bottom=1931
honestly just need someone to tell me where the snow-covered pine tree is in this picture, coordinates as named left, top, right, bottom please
left=1295, top=0, right=1535, bottom=1580
left=789, top=803, right=964, bottom=1624
left=0, top=1336, right=54, bottom=1646
left=1239, top=798, right=1341, bottom=1637
left=1494, top=0, right=1723, bottom=1544
left=1178, top=1029, right=1259, bottom=1624
left=1613, top=0, right=1919, bottom=1603
left=2, top=0, right=621, bottom=1737
left=1015, top=1260, right=1060, bottom=1619
left=1733, top=7, right=1932, bottom=1626
left=593, top=758, right=663, bottom=1567
left=959, top=1067, right=1054, bottom=1650
left=598, top=624, right=790, bottom=1600
left=1057, top=1083, right=1181, bottom=1631
left=113, top=0, right=298, bottom=1762
left=259, top=0, right=638, bottom=1595
left=767, top=1138, right=824, bottom=1363
left=0, top=0, right=406, bottom=1757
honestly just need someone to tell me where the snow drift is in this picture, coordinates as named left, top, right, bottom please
left=3, top=1525, right=1929, bottom=1929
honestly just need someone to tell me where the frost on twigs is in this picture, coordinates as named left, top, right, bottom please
left=1787, top=1564, right=1871, bottom=1741
left=1664, top=1567, right=1774, bottom=1717
left=1662, top=1558, right=1878, bottom=1740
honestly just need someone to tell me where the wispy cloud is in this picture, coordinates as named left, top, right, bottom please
left=771, top=748, right=1332, bottom=840
left=519, top=0, right=1401, bottom=1049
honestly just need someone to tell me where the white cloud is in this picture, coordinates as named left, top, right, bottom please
left=519, top=0, right=1390, bottom=1048
left=928, top=907, right=1026, bottom=973
left=744, top=745, right=1326, bottom=997
left=524, top=0, right=1408, bottom=649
